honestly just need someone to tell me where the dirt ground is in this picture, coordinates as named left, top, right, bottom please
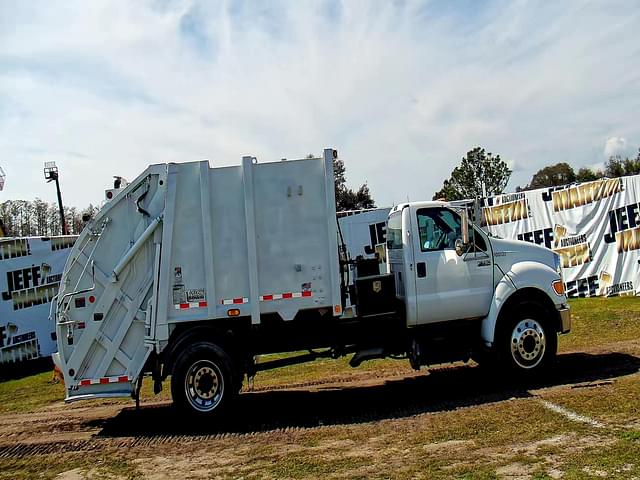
left=0, top=336, right=639, bottom=479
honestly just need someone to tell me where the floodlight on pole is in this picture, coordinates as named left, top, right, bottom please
left=44, top=161, right=68, bottom=235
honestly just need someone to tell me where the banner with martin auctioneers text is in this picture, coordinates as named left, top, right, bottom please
left=481, top=175, right=640, bottom=298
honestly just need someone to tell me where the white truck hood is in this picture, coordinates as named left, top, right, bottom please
left=488, top=237, right=559, bottom=274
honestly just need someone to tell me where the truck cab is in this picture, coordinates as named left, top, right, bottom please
left=385, top=201, right=571, bottom=371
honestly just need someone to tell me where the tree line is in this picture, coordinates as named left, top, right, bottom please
left=433, top=147, right=640, bottom=201
left=519, top=150, right=640, bottom=191
left=0, top=153, right=375, bottom=237
left=0, top=199, right=98, bottom=237
left=2, top=147, right=638, bottom=236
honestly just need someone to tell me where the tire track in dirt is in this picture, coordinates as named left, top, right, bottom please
left=0, top=384, right=612, bottom=460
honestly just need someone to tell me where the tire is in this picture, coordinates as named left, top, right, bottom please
left=171, top=341, right=236, bottom=417
left=496, top=301, right=557, bottom=374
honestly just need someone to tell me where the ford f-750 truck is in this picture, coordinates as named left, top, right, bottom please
left=52, top=149, right=570, bottom=417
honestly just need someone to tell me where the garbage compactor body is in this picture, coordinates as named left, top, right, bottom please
left=53, top=150, right=342, bottom=401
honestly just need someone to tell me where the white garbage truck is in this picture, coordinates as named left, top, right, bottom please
left=52, top=149, right=571, bottom=417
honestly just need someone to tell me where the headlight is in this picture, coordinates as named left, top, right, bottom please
left=553, top=253, right=562, bottom=276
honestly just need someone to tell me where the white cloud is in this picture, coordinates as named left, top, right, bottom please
left=1, top=0, right=639, bottom=207
left=603, top=136, right=628, bottom=159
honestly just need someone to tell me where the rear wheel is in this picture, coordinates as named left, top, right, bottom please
left=171, top=341, right=235, bottom=417
left=497, top=302, right=557, bottom=374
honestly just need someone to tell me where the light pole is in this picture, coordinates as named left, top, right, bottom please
left=44, top=161, right=68, bottom=235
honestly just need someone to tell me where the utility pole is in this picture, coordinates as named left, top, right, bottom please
left=44, top=162, right=68, bottom=235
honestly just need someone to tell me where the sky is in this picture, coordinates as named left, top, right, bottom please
left=1, top=0, right=639, bottom=209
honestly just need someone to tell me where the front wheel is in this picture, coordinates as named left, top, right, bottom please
left=171, top=341, right=235, bottom=417
left=497, top=302, right=557, bottom=374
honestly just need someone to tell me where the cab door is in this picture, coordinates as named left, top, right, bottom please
left=409, top=206, right=493, bottom=325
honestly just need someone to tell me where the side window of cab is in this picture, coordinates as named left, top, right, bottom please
left=416, top=207, right=488, bottom=254
left=416, top=208, right=460, bottom=251
left=387, top=212, right=403, bottom=250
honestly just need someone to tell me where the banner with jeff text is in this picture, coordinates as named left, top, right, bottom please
left=0, top=236, right=76, bottom=366
left=482, top=176, right=640, bottom=298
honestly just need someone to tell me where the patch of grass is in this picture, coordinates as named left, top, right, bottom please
left=560, top=297, right=640, bottom=352
left=251, top=355, right=412, bottom=389
left=264, top=453, right=366, bottom=479
left=535, top=443, right=563, bottom=456
left=449, top=469, right=499, bottom=480
left=251, top=398, right=582, bottom=479
left=0, top=371, right=65, bottom=414
left=0, top=456, right=72, bottom=480
left=541, top=374, right=640, bottom=425
left=255, top=442, right=496, bottom=480
left=531, top=473, right=554, bottom=480
left=0, top=451, right=142, bottom=480
left=177, top=396, right=578, bottom=480
left=619, top=430, right=640, bottom=441
left=411, top=398, right=585, bottom=448
left=559, top=436, right=640, bottom=479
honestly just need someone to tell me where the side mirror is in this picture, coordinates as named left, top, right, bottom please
left=461, top=208, right=469, bottom=245
left=455, top=209, right=470, bottom=257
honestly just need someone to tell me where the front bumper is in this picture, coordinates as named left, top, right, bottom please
left=558, top=305, right=571, bottom=334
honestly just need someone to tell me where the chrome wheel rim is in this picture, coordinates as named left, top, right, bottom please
left=184, top=360, right=224, bottom=412
left=510, top=319, right=546, bottom=369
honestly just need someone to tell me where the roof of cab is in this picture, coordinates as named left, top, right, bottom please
left=390, top=200, right=448, bottom=213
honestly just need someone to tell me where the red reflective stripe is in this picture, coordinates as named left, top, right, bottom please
left=198, top=301, right=208, bottom=308
left=77, top=322, right=86, bottom=329
left=99, top=378, right=109, bottom=384
left=223, top=292, right=313, bottom=303
left=80, top=379, right=91, bottom=386
left=118, top=375, right=129, bottom=383
left=179, top=303, right=189, bottom=309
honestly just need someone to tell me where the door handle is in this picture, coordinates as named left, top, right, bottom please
left=416, top=262, right=426, bottom=278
